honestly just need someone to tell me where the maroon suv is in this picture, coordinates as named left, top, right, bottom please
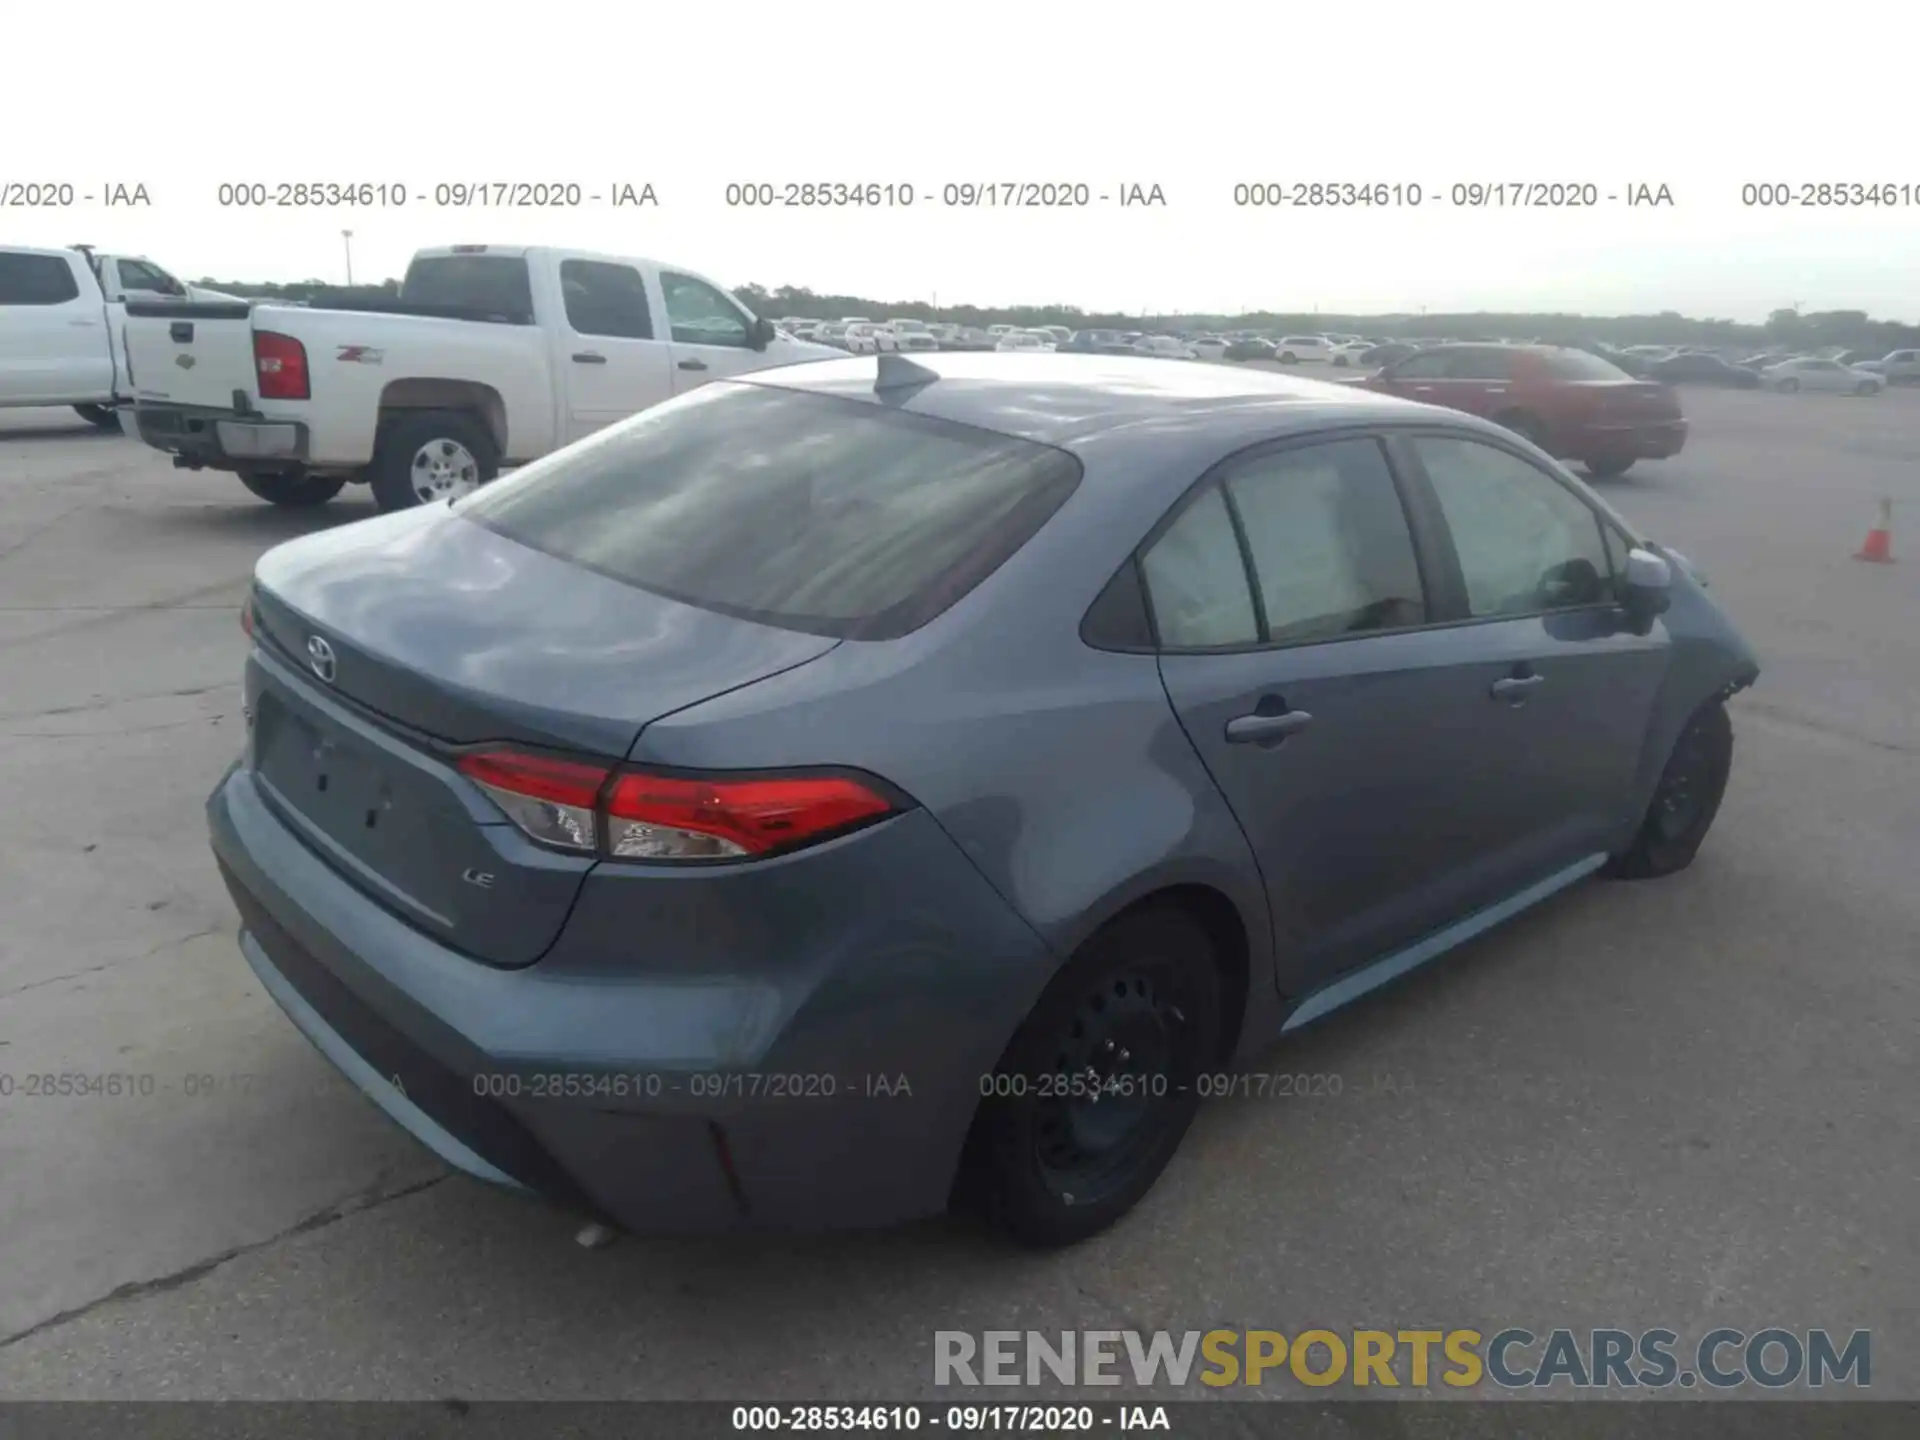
left=1362, top=344, right=1686, bottom=477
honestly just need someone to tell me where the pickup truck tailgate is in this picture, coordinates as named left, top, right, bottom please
left=124, top=301, right=260, bottom=409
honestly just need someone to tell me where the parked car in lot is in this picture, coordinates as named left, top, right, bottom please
left=1059, top=329, right=1131, bottom=355
left=886, top=325, right=941, bottom=354
left=995, top=329, right=1056, bottom=353
left=1, top=245, right=240, bottom=428
left=843, top=322, right=899, bottom=355
left=945, top=325, right=998, bottom=352
left=1133, top=334, right=1197, bottom=359
left=1852, top=349, right=1920, bottom=384
left=211, top=351, right=1757, bottom=1248
left=1271, top=335, right=1332, bottom=364
left=1363, top=344, right=1687, bottom=477
left=122, top=245, right=840, bottom=511
left=1189, top=337, right=1231, bottom=361
left=1647, top=352, right=1761, bottom=389
left=1224, top=337, right=1276, bottom=362
left=1328, top=341, right=1375, bottom=368
left=1760, top=357, right=1885, bottom=395
left=1359, top=341, right=1420, bottom=369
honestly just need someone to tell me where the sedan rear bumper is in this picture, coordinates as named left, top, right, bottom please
left=208, top=761, right=1057, bottom=1233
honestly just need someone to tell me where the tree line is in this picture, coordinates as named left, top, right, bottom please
left=193, top=276, right=1920, bottom=354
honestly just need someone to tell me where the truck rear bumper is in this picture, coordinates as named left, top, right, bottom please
left=135, top=402, right=309, bottom=470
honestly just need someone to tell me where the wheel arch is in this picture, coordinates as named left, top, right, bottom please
left=1047, top=871, right=1274, bottom=1068
left=376, top=378, right=508, bottom=456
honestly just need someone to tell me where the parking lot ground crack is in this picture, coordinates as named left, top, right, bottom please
left=0, top=577, right=251, bottom=652
left=0, top=504, right=92, bottom=565
left=1069, top=1275, right=1152, bottom=1336
left=0, top=1173, right=450, bottom=1352
left=1739, top=699, right=1917, bottom=757
left=0, top=682, right=236, bottom=725
left=0, top=926, right=224, bottom=1000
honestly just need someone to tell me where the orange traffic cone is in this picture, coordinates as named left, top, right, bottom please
left=1854, top=498, right=1895, bottom=564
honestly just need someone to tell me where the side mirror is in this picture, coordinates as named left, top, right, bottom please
left=1619, top=547, right=1672, bottom=631
left=749, top=316, right=775, bottom=351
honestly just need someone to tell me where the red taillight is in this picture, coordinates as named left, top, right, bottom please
left=457, top=750, right=610, bottom=853
left=603, top=772, right=894, bottom=860
left=455, top=749, right=897, bottom=861
left=253, top=330, right=309, bottom=400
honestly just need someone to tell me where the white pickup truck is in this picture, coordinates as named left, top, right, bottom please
left=123, top=244, right=839, bottom=510
left=0, top=245, right=237, bottom=427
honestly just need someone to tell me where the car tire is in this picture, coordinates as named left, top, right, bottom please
left=1583, top=458, right=1635, bottom=478
left=236, top=471, right=346, bottom=508
left=1278, top=352, right=1299, bottom=364
left=367, top=410, right=499, bottom=513
left=1777, top=377, right=1800, bottom=393
left=1855, top=380, right=1879, bottom=396
left=1605, top=700, right=1734, bottom=880
left=965, top=905, right=1222, bottom=1249
left=73, top=403, right=120, bottom=430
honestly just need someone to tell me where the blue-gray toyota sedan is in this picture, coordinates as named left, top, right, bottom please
left=211, top=352, right=1758, bottom=1247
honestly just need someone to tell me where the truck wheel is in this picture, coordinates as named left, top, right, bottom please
left=368, top=410, right=498, bottom=512
left=1584, top=458, right=1635, bottom=478
left=237, top=471, right=346, bottom=508
left=73, top=404, right=120, bottom=431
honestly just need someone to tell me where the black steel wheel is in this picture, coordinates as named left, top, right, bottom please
left=1607, top=700, right=1734, bottom=879
left=966, top=906, right=1221, bottom=1247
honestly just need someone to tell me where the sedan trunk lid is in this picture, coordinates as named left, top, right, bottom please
left=245, top=506, right=840, bottom=966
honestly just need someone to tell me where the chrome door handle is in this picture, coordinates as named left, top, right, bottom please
left=1226, top=709, right=1313, bottom=744
left=1490, top=674, right=1545, bottom=701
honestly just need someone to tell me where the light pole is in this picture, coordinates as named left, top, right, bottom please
left=342, top=230, right=355, bottom=286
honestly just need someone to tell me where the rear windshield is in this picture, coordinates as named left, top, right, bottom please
left=1543, top=349, right=1634, bottom=381
left=458, top=382, right=1084, bottom=640
left=399, top=254, right=535, bottom=323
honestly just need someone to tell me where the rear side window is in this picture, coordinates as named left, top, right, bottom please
left=458, top=382, right=1082, bottom=640
left=560, top=259, right=654, bottom=339
left=1139, top=487, right=1259, bottom=648
left=0, top=253, right=80, bottom=305
left=399, top=254, right=534, bottom=322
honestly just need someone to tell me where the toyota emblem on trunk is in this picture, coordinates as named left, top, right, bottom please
left=306, top=636, right=337, bottom=684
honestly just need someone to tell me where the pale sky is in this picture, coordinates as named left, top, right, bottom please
left=8, top=0, right=1916, bottom=321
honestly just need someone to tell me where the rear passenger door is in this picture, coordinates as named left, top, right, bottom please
left=1394, top=430, right=1669, bottom=875
left=556, top=258, right=674, bottom=443
left=1148, top=433, right=1545, bottom=994
left=658, top=270, right=763, bottom=392
left=1392, top=347, right=1516, bottom=419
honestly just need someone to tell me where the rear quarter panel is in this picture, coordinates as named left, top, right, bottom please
left=628, top=433, right=1283, bottom=1060
left=259, top=309, right=555, bottom=467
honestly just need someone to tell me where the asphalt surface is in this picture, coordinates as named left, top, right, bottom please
left=1, top=374, right=1915, bottom=1401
